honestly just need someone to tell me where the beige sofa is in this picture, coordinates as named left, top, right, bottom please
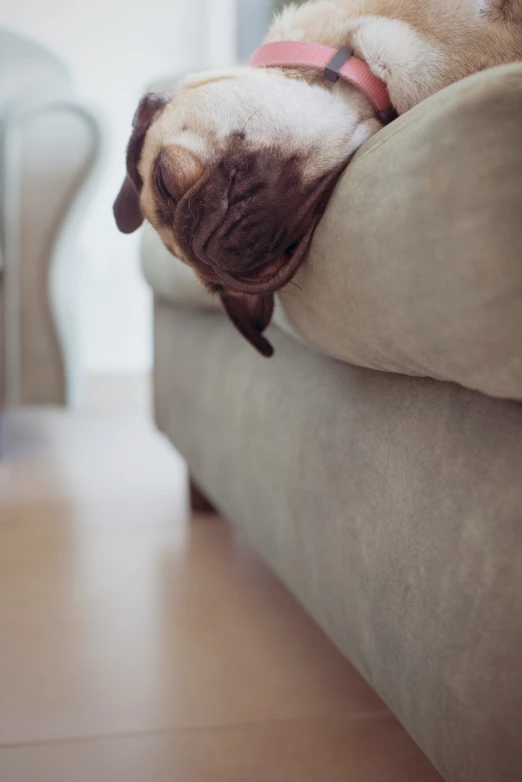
left=0, top=30, right=102, bottom=407
left=142, top=64, right=522, bottom=782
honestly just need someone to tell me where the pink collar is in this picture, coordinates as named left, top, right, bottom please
left=249, top=42, right=394, bottom=124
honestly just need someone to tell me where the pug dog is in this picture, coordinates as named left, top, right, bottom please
left=114, top=0, right=522, bottom=356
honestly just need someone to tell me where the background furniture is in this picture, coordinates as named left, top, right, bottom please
left=237, top=0, right=307, bottom=62
left=0, top=29, right=102, bottom=406
left=142, top=63, right=522, bottom=782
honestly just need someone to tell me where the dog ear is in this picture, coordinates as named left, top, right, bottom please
left=113, top=176, right=144, bottom=234
left=219, top=291, right=275, bottom=357
left=113, top=92, right=170, bottom=234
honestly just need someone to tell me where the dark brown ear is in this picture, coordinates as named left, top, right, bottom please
left=219, top=291, right=275, bottom=357
left=113, top=176, right=143, bottom=234
left=113, top=92, right=170, bottom=234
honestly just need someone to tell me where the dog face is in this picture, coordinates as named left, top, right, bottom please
left=114, top=68, right=380, bottom=355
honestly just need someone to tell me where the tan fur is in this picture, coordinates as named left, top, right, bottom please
left=267, top=0, right=522, bottom=109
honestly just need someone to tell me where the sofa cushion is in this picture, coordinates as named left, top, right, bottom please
left=141, top=226, right=219, bottom=311
left=280, top=62, right=522, bottom=401
left=142, top=63, right=522, bottom=401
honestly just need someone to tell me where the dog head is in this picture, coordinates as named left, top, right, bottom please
left=113, top=68, right=381, bottom=355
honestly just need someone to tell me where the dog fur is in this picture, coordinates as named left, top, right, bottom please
left=114, top=0, right=522, bottom=355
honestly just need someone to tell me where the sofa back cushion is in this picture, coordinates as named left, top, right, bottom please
left=278, top=63, right=522, bottom=400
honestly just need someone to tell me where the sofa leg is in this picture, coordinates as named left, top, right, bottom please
left=189, top=476, right=217, bottom=514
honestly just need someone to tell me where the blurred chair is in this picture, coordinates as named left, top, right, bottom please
left=0, top=28, right=102, bottom=406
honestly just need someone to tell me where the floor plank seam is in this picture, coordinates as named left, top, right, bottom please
left=0, top=710, right=394, bottom=750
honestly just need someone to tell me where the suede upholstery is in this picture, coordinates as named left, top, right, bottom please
left=153, top=303, right=522, bottom=782
left=278, top=63, right=522, bottom=401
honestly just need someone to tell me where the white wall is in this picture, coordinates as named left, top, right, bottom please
left=1, top=0, right=236, bottom=373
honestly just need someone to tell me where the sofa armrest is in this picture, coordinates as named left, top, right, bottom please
left=1, top=95, right=103, bottom=405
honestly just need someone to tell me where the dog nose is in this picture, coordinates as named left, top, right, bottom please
left=213, top=211, right=280, bottom=273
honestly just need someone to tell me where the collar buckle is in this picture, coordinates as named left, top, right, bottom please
left=324, top=45, right=354, bottom=83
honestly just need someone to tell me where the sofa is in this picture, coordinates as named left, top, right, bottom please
left=0, top=29, right=102, bottom=407
left=141, top=63, right=522, bottom=782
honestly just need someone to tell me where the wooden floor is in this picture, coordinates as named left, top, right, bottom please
left=0, top=376, right=442, bottom=781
